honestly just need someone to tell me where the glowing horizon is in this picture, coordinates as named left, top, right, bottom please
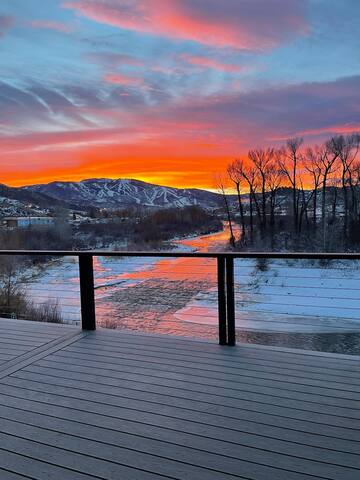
left=1, top=0, right=359, bottom=189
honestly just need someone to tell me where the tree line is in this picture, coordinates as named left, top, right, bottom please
left=221, top=133, right=360, bottom=251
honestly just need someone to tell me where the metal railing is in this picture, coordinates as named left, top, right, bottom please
left=1, top=250, right=360, bottom=346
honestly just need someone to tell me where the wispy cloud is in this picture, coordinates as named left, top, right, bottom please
left=180, top=54, right=245, bottom=73
left=63, top=0, right=308, bottom=50
left=86, top=52, right=144, bottom=67
left=104, top=73, right=144, bottom=87
left=28, top=20, right=73, bottom=33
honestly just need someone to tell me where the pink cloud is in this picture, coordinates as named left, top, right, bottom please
left=63, top=0, right=308, bottom=50
left=0, top=15, right=14, bottom=38
left=29, top=20, right=73, bottom=33
left=180, top=54, right=245, bottom=73
left=104, top=73, right=144, bottom=86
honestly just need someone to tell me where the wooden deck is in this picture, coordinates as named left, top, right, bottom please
left=0, top=319, right=359, bottom=479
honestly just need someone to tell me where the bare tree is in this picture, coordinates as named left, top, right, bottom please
left=326, top=135, right=359, bottom=237
left=267, top=151, right=284, bottom=226
left=316, top=143, right=339, bottom=250
left=305, top=147, right=322, bottom=226
left=348, top=135, right=360, bottom=218
left=328, top=177, right=341, bottom=223
left=225, top=133, right=360, bottom=252
left=298, top=176, right=314, bottom=232
left=248, top=148, right=274, bottom=228
left=216, top=176, right=235, bottom=246
left=227, top=160, right=246, bottom=238
left=352, top=158, right=360, bottom=206
left=278, top=138, right=303, bottom=230
left=0, top=258, right=20, bottom=313
left=241, top=164, right=261, bottom=237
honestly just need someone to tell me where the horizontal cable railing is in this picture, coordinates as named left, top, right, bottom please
left=2, top=250, right=360, bottom=258
left=0, top=250, right=360, bottom=347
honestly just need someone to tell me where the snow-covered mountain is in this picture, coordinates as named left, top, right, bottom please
left=24, top=178, right=223, bottom=209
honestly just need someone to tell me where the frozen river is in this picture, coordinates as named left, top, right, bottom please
left=21, top=225, right=360, bottom=354
left=23, top=227, right=230, bottom=332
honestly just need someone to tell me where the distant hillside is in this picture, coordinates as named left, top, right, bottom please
left=23, top=178, right=224, bottom=209
left=0, top=183, right=73, bottom=217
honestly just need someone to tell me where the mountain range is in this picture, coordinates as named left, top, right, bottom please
left=0, top=178, right=224, bottom=216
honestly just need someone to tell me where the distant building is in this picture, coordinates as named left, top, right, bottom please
left=2, top=216, right=54, bottom=228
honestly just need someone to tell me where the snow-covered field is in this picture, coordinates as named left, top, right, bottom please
left=175, top=258, right=360, bottom=333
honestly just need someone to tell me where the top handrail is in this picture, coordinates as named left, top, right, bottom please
left=0, top=250, right=360, bottom=259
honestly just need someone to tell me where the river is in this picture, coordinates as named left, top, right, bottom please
left=23, top=225, right=232, bottom=339
left=22, top=224, right=360, bottom=353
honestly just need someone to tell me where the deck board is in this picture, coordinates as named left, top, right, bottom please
left=12, top=367, right=360, bottom=419
left=30, top=355, right=360, bottom=401
left=63, top=343, right=360, bottom=378
left=49, top=347, right=360, bottom=388
left=0, top=324, right=358, bottom=479
left=6, top=366, right=358, bottom=428
left=0, top=318, right=79, bottom=368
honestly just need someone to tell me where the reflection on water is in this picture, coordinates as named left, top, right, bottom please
left=21, top=223, right=360, bottom=355
left=178, top=227, right=235, bottom=251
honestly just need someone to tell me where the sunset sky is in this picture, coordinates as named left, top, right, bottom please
left=1, top=0, right=359, bottom=188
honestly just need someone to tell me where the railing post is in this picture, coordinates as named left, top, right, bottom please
left=217, top=256, right=227, bottom=345
left=79, top=254, right=96, bottom=330
left=226, top=256, right=236, bottom=346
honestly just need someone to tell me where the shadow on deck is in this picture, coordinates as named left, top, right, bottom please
left=0, top=318, right=359, bottom=479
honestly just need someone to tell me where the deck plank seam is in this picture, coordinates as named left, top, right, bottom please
left=63, top=344, right=360, bottom=377
left=0, top=415, right=357, bottom=478
left=0, top=397, right=358, bottom=459
left=0, top=465, right=36, bottom=480
left=16, top=367, right=360, bottom=417
left=2, top=377, right=359, bottom=433
left=89, top=330, right=360, bottom=360
left=0, top=331, right=87, bottom=379
left=10, top=371, right=360, bottom=420
left=78, top=337, right=360, bottom=368
left=33, top=357, right=360, bottom=399
left=0, top=403, right=358, bottom=465
left=23, top=362, right=360, bottom=409
left=1, top=384, right=359, bottom=445
left=0, top=445, right=172, bottom=480
left=0, top=432, right=201, bottom=480
left=51, top=349, right=360, bottom=386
